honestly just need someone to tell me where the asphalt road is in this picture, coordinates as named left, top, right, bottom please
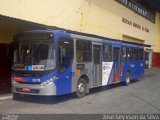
left=0, top=69, right=160, bottom=114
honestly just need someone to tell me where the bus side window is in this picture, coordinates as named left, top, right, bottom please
left=76, top=40, right=92, bottom=63
left=122, top=46, right=127, bottom=61
left=58, top=38, right=73, bottom=72
left=103, top=44, right=112, bottom=62
left=128, top=47, right=133, bottom=61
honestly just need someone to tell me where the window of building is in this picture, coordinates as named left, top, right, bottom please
left=121, top=0, right=128, bottom=5
left=76, top=40, right=92, bottom=62
left=115, top=0, right=155, bottom=23
left=139, top=49, right=144, bottom=61
left=103, top=44, right=112, bottom=62
left=133, top=48, right=139, bottom=61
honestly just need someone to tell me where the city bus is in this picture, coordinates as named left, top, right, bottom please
left=11, top=30, right=144, bottom=98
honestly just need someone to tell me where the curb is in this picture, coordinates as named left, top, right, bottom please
left=145, top=68, right=160, bottom=72
left=0, top=94, right=12, bottom=101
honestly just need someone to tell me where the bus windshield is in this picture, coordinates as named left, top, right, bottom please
left=13, top=39, right=55, bottom=71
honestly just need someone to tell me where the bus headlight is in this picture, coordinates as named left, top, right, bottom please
left=11, top=80, right=18, bottom=84
left=40, top=77, right=57, bottom=86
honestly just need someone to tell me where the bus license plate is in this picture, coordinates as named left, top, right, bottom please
left=22, top=87, right=31, bottom=92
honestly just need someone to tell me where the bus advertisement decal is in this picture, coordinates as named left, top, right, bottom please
left=102, top=62, right=113, bottom=86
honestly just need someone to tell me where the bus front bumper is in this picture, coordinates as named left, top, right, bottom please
left=12, top=81, right=57, bottom=96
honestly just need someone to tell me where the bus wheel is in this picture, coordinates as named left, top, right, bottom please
left=124, top=72, right=130, bottom=86
left=76, top=78, right=87, bottom=98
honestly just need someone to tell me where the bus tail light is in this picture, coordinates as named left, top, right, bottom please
left=11, top=77, right=24, bottom=82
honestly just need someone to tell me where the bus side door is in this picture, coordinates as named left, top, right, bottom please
left=93, top=43, right=102, bottom=86
left=57, top=38, right=74, bottom=95
left=113, top=47, right=121, bottom=82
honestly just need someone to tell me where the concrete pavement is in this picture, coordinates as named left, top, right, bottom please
left=0, top=68, right=159, bottom=113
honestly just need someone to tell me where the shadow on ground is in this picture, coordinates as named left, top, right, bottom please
left=13, top=79, right=141, bottom=104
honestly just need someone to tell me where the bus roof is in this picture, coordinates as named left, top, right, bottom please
left=20, top=29, right=150, bottom=47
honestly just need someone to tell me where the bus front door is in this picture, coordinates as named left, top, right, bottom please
left=93, top=45, right=102, bottom=86
left=113, top=47, right=121, bottom=82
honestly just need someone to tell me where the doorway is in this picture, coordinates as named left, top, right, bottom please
left=93, top=45, right=102, bottom=86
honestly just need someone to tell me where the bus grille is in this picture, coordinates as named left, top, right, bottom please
left=16, top=88, right=39, bottom=94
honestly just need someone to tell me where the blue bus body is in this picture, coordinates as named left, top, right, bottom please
left=11, top=30, right=144, bottom=96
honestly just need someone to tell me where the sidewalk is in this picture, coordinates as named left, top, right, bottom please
left=0, top=93, right=12, bottom=101
left=145, top=67, right=160, bottom=73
